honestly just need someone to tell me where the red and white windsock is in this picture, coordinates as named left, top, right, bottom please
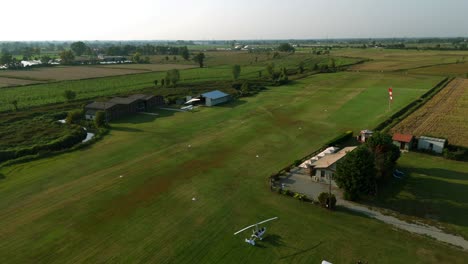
left=388, top=87, right=393, bottom=101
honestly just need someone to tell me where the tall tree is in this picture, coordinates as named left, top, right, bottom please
left=298, top=61, right=305, bottom=74
left=193, top=52, right=205, bottom=68
left=180, top=46, right=190, bottom=60
left=232, top=65, right=241, bottom=80
left=70, top=41, right=88, bottom=56
left=94, top=111, right=106, bottom=128
left=166, top=69, right=180, bottom=87
left=59, top=50, right=75, bottom=65
left=334, top=146, right=377, bottom=201
left=0, top=53, right=13, bottom=65
left=266, top=63, right=275, bottom=79
left=365, top=132, right=400, bottom=180
left=278, top=43, right=295, bottom=52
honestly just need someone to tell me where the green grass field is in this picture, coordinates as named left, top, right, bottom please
left=374, top=152, right=468, bottom=240
left=1, top=72, right=466, bottom=263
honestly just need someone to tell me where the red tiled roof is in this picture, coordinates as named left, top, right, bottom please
left=392, top=133, right=413, bottom=143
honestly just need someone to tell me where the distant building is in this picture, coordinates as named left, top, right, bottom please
left=200, top=90, right=231, bottom=106
left=392, top=133, right=414, bottom=151
left=20, top=60, right=42, bottom=67
left=417, top=136, right=446, bottom=154
left=309, top=146, right=357, bottom=186
left=358, top=129, right=373, bottom=142
left=85, top=94, right=164, bottom=121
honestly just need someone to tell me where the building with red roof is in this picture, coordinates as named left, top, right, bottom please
left=392, top=133, right=414, bottom=151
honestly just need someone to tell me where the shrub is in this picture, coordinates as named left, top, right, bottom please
left=282, top=189, right=293, bottom=196
left=293, top=192, right=307, bottom=201
left=94, top=111, right=106, bottom=128
left=66, top=110, right=83, bottom=125
left=318, top=192, right=337, bottom=209
left=293, top=159, right=302, bottom=166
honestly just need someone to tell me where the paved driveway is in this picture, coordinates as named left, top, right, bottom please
left=278, top=168, right=342, bottom=200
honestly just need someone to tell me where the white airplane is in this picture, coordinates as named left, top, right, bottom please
left=234, top=217, right=278, bottom=246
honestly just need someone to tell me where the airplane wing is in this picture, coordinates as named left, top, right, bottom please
left=234, top=217, right=278, bottom=235
left=234, top=224, right=257, bottom=235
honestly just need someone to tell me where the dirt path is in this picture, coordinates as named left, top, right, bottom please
left=339, top=200, right=468, bottom=251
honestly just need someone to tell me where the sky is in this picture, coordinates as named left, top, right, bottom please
left=1, top=0, right=467, bottom=41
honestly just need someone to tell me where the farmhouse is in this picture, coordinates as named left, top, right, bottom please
left=200, top=90, right=231, bottom=106
left=85, top=94, right=164, bottom=121
left=392, top=133, right=414, bottom=151
left=417, top=136, right=446, bottom=154
left=309, top=146, right=357, bottom=186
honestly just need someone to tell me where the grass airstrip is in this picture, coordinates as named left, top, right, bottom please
left=2, top=71, right=467, bottom=263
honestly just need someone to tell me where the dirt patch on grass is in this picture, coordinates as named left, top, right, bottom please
left=0, top=66, right=148, bottom=82
left=0, top=77, right=43, bottom=87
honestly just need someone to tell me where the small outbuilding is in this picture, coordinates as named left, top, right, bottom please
left=392, top=133, right=414, bottom=151
left=417, top=136, right=446, bottom=154
left=358, top=129, right=373, bottom=142
left=200, top=90, right=231, bottom=106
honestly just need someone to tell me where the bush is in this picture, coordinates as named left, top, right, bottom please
left=66, top=110, right=83, bottom=125
left=282, top=189, right=293, bottom=196
left=444, top=147, right=468, bottom=161
left=318, top=192, right=337, bottom=209
left=94, top=111, right=106, bottom=128
left=293, top=192, right=307, bottom=201
left=293, top=159, right=301, bottom=166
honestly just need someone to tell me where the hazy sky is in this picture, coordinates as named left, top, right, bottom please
left=1, top=0, right=467, bottom=41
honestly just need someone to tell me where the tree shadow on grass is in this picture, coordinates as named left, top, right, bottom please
left=356, top=166, right=468, bottom=233
left=0, top=173, right=5, bottom=180
left=110, top=126, right=144, bottom=133
left=279, top=241, right=323, bottom=260
left=215, top=99, right=247, bottom=108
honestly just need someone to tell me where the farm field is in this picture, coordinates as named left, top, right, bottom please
left=373, top=152, right=468, bottom=239
left=0, top=76, right=43, bottom=88
left=1, top=72, right=465, bottom=263
left=0, top=66, right=148, bottom=82
left=99, top=63, right=196, bottom=71
left=391, top=78, right=468, bottom=147
left=408, top=62, right=468, bottom=77
left=333, top=48, right=468, bottom=72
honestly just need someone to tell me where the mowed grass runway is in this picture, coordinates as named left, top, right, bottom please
left=1, top=72, right=466, bottom=263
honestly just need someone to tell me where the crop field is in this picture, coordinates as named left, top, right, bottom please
left=0, top=76, right=43, bottom=88
left=99, top=63, right=196, bottom=71
left=333, top=48, right=468, bottom=72
left=408, top=62, right=468, bottom=77
left=2, top=72, right=464, bottom=263
left=374, top=152, right=468, bottom=239
left=391, top=78, right=468, bottom=147
left=0, top=66, right=148, bottom=82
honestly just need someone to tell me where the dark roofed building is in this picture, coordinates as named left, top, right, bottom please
left=392, top=133, right=414, bottom=151
left=85, top=94, right=164, bottom=121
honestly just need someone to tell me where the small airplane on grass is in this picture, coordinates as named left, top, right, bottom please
left=234, top=217, right=278, bottom=246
